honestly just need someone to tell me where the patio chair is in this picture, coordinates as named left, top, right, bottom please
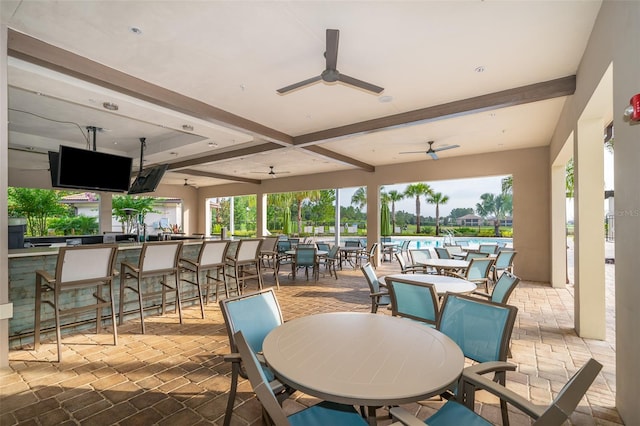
left=316, top=242, right=331, bottom=252
left=409, top=249, right=436, bottom=274
left=473, top=271, right=520, bottom=305
left=389, top=358, right=602, bottom=426
left=319, top=244, right=340, bottom=279
left=234, top=330, right=368, bottom=426
left=446, top=257, right=495, bottom=292
left=394, top=252, right=425, bottom=274
left=386, top=275, right=439, bottom=327
left=226, top=238, right=264, bottom=293
left=464, top=251, right=490, bottom=261
left=219, top=289, right=294, bottom=426
left=479, top=244, right=498, bottom=254
left=360, top=262, right=391, bottom=313
left=434, top=247, right=451, bottom=259
left=180, top=240, right=231, bottom=310
left=119, top=240, right=184, bottom=334
left=357, top=242, right=379, bottom=267
left=399, top=240, right=411, bottom=261
left=259, top=236, right=281, bottom=288
left=291, top=245, right=318, bottom=281
left=436, top=293, right=518, bottom=425
left=34, top=244, right=119, bottom=362
left=492, top=250, right=517, bottom=282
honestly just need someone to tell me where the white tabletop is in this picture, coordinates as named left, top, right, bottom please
left=384, top=273, right=477, bottom=296
left=419, top=258, right=469, bottom=270
left=263, top=312, right=464, bottom=407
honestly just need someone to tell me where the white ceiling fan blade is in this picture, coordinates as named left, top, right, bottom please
left=428, top=151, right=439, bottom=160
left=399, top=151, right=428, bottom=154
left=433, top=144, right=460, bottom=152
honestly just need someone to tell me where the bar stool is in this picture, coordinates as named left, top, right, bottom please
left=180, top=240, right=231, bottom=310
left=34, top=243, right=119, bottom=362
left=119, top=240, right=183, bottom=334
left=225, top=239, right=263, bottom=294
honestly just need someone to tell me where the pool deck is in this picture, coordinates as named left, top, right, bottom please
left=0, top=241, right=621, bottom=425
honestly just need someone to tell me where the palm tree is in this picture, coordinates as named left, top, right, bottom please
left=292, top=190, right=321, bottom=235
left=476, top=192, right=512, bottom=236
left=387, top=190, right=405, bottom=234
left=427, top=192, right=449, bottom=236
left=350, top=187, right=367, bottom=210
left=404, top=183, right=432, bottom=234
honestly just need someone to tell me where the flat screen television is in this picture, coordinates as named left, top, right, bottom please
left=48, top=151, right=60, bottom=188
left=56, top=145, right=133, bottom=193
left=128, top=164, right=169, bottom=194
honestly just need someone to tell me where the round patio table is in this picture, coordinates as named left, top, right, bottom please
left=384, top=273, right=476, bottom=296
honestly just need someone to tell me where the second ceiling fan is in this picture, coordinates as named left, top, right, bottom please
left=277, top=29, right=384, bottom=95
left=400, top=141, right=461, bottom=160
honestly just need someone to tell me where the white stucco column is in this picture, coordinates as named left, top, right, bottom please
left=551, top=163, right=568, bottom=288
left=256, top=191, right=267, bottom=237
left=366, top=185, right=380, bottom=267
left=98, top=192, right=112, bottom=234
left=334, top=188, right=341, bottom=246
left=573, top=118, right=606, bottom=339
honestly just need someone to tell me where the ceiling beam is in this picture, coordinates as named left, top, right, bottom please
left=7, top=29, right=293, bottom=146
left=166, top=142, right=282, bottom=170
left=179, top=168, right=261, bottom=184
left=303, top=146, right=375, bottom=172
left=293, top=76, right=577, bottom=145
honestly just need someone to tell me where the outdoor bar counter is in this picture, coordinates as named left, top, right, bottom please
left=7, top=240, right=212, bottom=349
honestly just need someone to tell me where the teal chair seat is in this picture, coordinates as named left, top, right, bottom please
left=287, top=401, right=368, bottom=426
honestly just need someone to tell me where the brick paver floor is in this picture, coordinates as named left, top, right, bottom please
left=1, top=247, right=621, bottom=425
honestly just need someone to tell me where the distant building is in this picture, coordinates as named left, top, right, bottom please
left=456, top=214, right=482, bottom=226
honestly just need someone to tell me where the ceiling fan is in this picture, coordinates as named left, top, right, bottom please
left=399, top=141, right=461, bottom=160
left=251, top=166, right=291, bottom=178
left=277, top=29, right=384, bottom=95
left=183, top=179, right=198, bottom=188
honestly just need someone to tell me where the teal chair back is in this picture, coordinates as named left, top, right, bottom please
left=479, top=244, right=498, bottom=254
left=295, top=247, right=316, bottom=267
left=435, top=247, right=451, bottom=259
left=465, top=257, right=494, bottom=281
left=438, top=293, right=517, bottom=363
left=361, top=262, right=382, bottom=293
left=277, top=239, right=291, bottom=253
left=494, top=250, right=517, bottom=269
left=220, top=289, right=283, bottom=356
left=387, top=276, right=439, bottom=327
left=465, top=251, right=489, bottom=261
left=316, top=242, right=330, bottom=252
left=327, top=244, right=340, bottom=260
left=490, top=271, right=520, bottom=304
left=345, top=240, right=360, bottom=247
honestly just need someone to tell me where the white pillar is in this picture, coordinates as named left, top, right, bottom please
left=257, top=192, right=267, bottom=237
left=551, top=163, right=568, bottom=288
left=99, top=192, right=113, bottom=234
left=229, top=197, right=235, bottom=236
left=335, top=188, right=341, bottom=246
left=205, top=198, right=212, bottom=237
left=573, top=118, right=606, bottom=339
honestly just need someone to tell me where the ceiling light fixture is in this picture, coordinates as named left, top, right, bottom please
left=208, top=142, right=218, bottom=148
left=475, top=66, right=486, bottom=73
left=379, top=95, right=393, bottom=103
left=129, top=27, right=142, bottom=35
left=102, top=102, right=119, bottom=111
